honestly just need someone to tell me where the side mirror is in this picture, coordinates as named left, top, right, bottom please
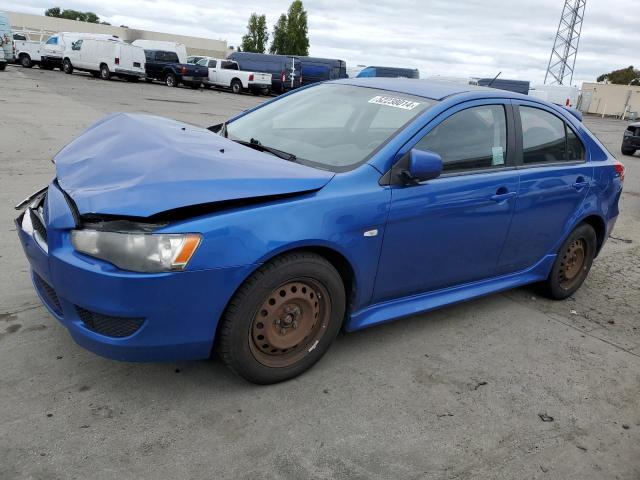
left=406, top=149, right=443, bottom=182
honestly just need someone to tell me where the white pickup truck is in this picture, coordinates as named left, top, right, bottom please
left=195, top=57, right=272, bottom=95
left=14, top=39, right=43, bottom=68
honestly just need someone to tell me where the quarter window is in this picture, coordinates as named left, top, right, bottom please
left=46, top=36, right=58, bottom=45
left=520, top=106, right=584, bottom=163
left=414, top=105, right=508, bottom=173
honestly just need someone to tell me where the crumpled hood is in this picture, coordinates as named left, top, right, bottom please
left=55, top=113, right=334, bottom=217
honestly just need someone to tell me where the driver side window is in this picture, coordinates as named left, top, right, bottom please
left=414, top=105, right=508, bottom=174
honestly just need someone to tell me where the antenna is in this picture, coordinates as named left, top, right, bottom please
left=544, top=0, right=586, bottom=85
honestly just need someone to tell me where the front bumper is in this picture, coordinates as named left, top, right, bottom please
left=622, top=136, right=640, bottom=148
left=16, top=182, right=255, bottom=362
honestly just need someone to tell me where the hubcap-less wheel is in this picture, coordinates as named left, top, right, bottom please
left=558, top=238, right=586, bottom=289
left=250, top=279, right=330, bottom=368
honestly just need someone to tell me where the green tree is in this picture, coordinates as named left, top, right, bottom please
left=241, top=13, right=269, bottom=53
left=269, top=14, right=288, bottom=54
left=597, top=66, right=640, bottom=85
left=44, top=7, right=103, bottom=23
left=284, top=0, right=309, bottom=56
left=44, top=7, right=61, bottom=17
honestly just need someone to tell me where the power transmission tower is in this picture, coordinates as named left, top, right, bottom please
left=544, top=0, right=586, bottom=86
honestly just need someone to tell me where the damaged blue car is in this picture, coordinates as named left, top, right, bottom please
left=16, top=79, right=624, bottom=383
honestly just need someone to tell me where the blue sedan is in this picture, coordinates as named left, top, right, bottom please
left=16, top=78, right=624, bottom=383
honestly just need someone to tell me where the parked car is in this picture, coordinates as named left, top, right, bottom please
left=474, top=78, right=530, bottom=95
left=62, top=38, right=146, bottom=81
left=40, top=32, right=123, bottom=70
left=186, top=55, right=206, bottom=65
left=0, top=11, right=12, bottom=70
left=296, top=56, right=347, bottom=86
left=13, top=36, right=43, bottom=68
left=132, top=40, right=187, bottom=63
left=15, top=79, right=624, bottom=384
left=196, top=57, right=271, bottom=94
left=143, top=49, right=208, bottom=88
left=357, top=66, right=419, bottom=79
left=621, top=122, right=640, bottom=156
left=228, top=51, right=302, bottom=93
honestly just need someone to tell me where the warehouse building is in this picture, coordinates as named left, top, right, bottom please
left=6, top=10, right=228, bottom=59
left=580, top=82, right=640, bottom=120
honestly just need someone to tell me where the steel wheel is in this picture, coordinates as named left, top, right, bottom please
left=249, top=279, right=330, bottom=368
left=558, top=238, right=587, bottom=289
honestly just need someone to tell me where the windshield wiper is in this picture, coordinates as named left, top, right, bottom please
left=233, top=138, right=298, bottom=162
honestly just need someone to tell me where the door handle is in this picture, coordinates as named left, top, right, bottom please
left=490, top=191, right=516, bottom=202
left=572, top=177, right=590, bottom=190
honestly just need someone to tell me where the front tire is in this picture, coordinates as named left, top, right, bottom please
left=62, top=59, right=73, bottom=74
left=621, top=147, right=636, bottom=156
left=541, top=223, right=596, bottom=300
left=217, top=252, right=346, bottom=384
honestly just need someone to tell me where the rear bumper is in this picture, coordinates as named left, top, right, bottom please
left=180, top=75, right=205, bottom=83
left=15, top=187, right=255, bottom=362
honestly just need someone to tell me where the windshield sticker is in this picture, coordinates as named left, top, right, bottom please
left=368, top=96, right=421, bottom=110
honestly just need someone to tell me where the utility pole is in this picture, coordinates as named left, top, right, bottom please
left=544, top=0, right=586, bottom=86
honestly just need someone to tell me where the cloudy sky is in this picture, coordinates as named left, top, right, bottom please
left=2, top=0, right=635, bottom=85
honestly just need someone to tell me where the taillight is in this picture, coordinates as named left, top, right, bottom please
left=249, top=74, right=254, bottom=81
left=115, top=57, right=119, bottom=65
left=281, top=71, right=285, bottom=82
left=614, top=160, right=625, bottom=182
left=180, top=66, right=187, bottom=74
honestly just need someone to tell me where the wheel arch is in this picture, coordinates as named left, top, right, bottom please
left=18, top=52, right=30, bottom=59
left=579, top=213, right=606, bottom=255
left=231, top=77, right=243, bottom=87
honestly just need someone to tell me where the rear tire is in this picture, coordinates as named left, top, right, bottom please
left=217, top=252, right=345, bottom=384
left=621, top=147, right=636, bottom=156
left=100, top=64, right=110, bottom=80
left=165, top=72, right=178, bottom=87
left=541, top=223, right=597, bottom=300
left=62, top=59, right=73, bottom=74
left=231, top=79, right=242, bottom=94
left=20, top=55, right=33, bottom=68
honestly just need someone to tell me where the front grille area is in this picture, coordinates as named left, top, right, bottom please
left=75, top=307, right=145, bottom=338
left=30, top=208, right=47, bottom=243
left=33, top=273, right=63, bottom=317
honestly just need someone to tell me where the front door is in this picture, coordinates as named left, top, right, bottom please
left=373, top=101, right=520, bottom=302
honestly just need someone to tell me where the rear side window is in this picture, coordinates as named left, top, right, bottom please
left=414, top=105, right=508, bottom=174
left=520, top=106, right=585, bottom=163
left=221, top=61, right=238, bottom=70
left=13, top=33, right=27, bottom=41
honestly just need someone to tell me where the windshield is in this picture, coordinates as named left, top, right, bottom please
left=226, top=84, right=435, bottom=171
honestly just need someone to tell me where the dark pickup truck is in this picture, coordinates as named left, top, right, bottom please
left=143, top=50, right=208, bottom=88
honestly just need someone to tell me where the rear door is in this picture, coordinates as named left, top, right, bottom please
left=372, top=100, right=520, bottom=302
left=496, top=101, right=594, bottom=274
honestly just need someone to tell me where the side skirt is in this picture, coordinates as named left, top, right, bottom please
left=345, top=255, right=556, bottom=332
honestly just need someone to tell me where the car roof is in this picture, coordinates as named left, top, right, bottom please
left=329, top=77, right=527, bottom=101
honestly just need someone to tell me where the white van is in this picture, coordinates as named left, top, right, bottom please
left=40, top=32, right=123, bottom=70
left=63, top=38, right=146, bottom=81
left=0, top=11, right=12, bottom=70
left=529, top=85, right=580, bottom=108
left=131, top=39, right=187, bottom=63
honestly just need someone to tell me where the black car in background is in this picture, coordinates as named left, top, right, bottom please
left=622, top=122, right=640, bottom=156
left=228, top=52, right=302, bottom=93
left=143, top=50, right=208, bottom=88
